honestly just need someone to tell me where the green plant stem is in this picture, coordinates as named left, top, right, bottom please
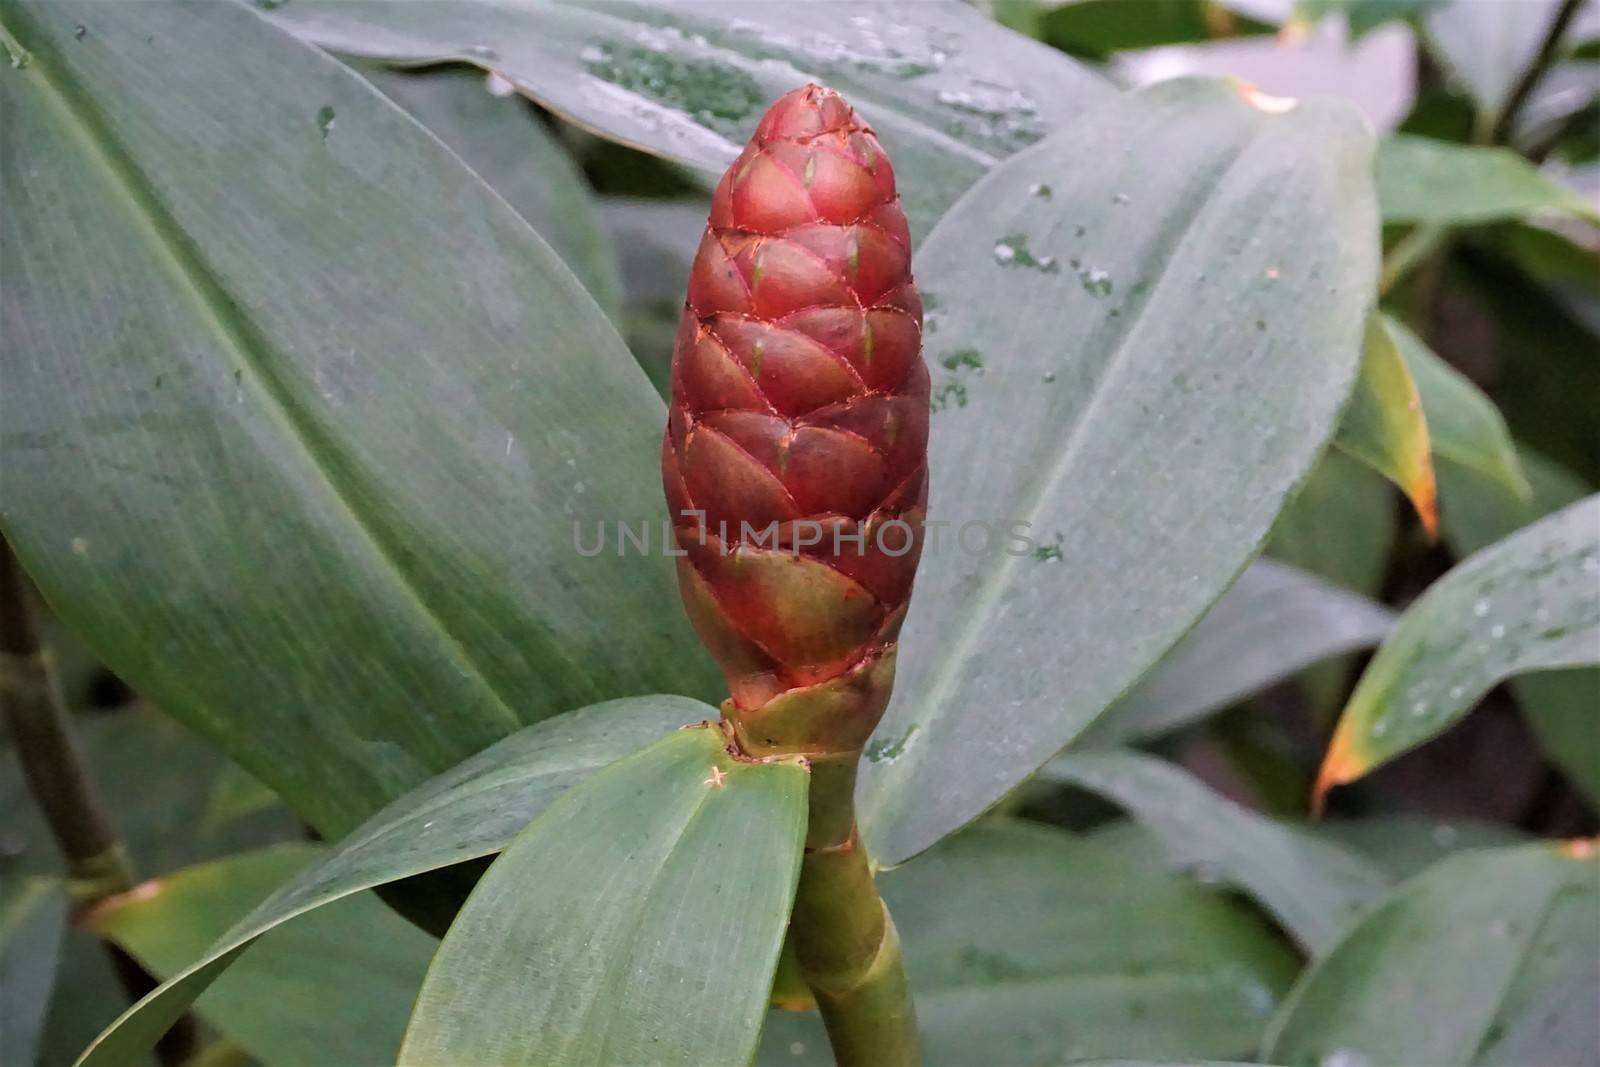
left=1491, top=0, right=1585, bottom=146
left=0, top=538, right=197, bottom=1065
left=786, top=751, right=920, bottom=1067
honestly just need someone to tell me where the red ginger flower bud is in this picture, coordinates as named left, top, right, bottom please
left=663, top=84, right=928, bottom=751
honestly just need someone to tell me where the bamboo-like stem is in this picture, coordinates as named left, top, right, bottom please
left=0, top=539, right=197, bottom=1065
left=784, top=751, right=920, bottom=1067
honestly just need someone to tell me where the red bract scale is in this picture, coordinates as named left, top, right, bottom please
left=663, top=83, right=928, bottom=730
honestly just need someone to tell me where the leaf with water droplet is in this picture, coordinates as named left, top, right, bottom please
left=259, top=1, right=1110, bottom=240
left=1317, top=495, right=1600, bottom=805
left=1265, top=841, right=1599, bottom=1066
left=859, top=77, right=1380, bottom=865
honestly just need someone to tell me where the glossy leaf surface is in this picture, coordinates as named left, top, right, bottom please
left=859, top=77, right=1380, bottom=865
left=1437, top=451, right=1600, bottom=805
left=1318, top=495, right=1600, bottom=799
left=1081, top=561, right=1393, bottom=746
left=357, top=64, right=624, bottom=321
left=74, top=696, right=705, bottom=1067
left=1376, top=134, right=1598, bottom=225
left=1265, top=842, right=1600, bottom=1065
left=761, top=822, right=1299, bottom=1065
left=400, top=725, right=807, bottom=1066
left=88, top=845, right=432, bottom=1067
left=267, top=0, right=1109, bottom=239
left=1042, top=751, right=1392, bottom=953
left=0, top=0, right=716, bottom=838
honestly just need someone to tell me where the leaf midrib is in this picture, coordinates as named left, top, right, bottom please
left=883, top=114, right=1283, bottom=814
left=7, top=5, right=522, bottom=734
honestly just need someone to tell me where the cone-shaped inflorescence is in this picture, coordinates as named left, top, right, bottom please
left=665, top=83, right=925, bottom=1067
left=663, top=83, right=928, bottom=760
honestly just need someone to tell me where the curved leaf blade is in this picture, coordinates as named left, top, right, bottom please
left=1437, top=450, right=1600, bottom=804
left=1042, top=750, right=1393, bottom=953
left=265, top=0, right=1109, bottom=238
left=357, top=64, right=624, bottom=322
left=1081, top=561, right=1394, bottom=747
left=1386, top=313, right=1529, bottom=497
left=1317, top=495, right=1600, bottom=801
left=1264, top=841, right=1600, bottom=1066
left=1334, top=315, right=1438, bottom=536
left=0, top=875, right=68, bottom=1067
left=399, top=725, right=808, bottom=1066
left=87, top=844, right=433, bottom=1067
left=0, top=0, right=717, bottom=837
left=860, top=77, right=1380, bottom=866
left=760, top=822, right=1299, bottom=1065
left=1376, top=134, right=1598, bottom=225
left=73, top=695, right=706, bottom=1067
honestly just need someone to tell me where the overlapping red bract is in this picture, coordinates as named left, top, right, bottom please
left=664, top=84, right=929, bottom=712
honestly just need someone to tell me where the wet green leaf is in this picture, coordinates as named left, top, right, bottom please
left=760, top=822, right=1299, bottom=1065
left=1265, top=841, right=1600, bottom=1065
left=356, top=65, right=624, bottom=323
left=88, top=845, right=432, bottom=1066
left=860, top=77, right=1380, bottom=865
left=1317, top=495, right=1600, bottom=800
left=0, top=0, right=718, bottom=839
left=400, top=725, right=807, bottom=1066
left=1437, top=449, right=1600, bottom=805
left=1376, top=135, right=1598, bottom=225
left=73, top=696, right=705, bottom=1067
left=264, top=0, right=1109, bottom=238
left=1081, top=562, right=1394, bottom=747
left=1042, top=751, right=1393, bottom=953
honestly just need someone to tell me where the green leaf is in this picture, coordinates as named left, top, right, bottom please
left=1376, top=134, right=1599, bottom=225
left=1268, top=450, right=1399, bottom=598
left=1317, top=495, right=1600, bottom=800
left=600, top=196, right=710, bottom=396
left=1038, top=0, right=1274, bottom=59
left=1264, top=841, right=1600, bottom=1065
left=1298, top=0, right=1445, bottom=40
left=201, top=763, right=283, bottom=835
left=1385, top=313, right=1530, bottom=497
left=1, top=876, right=68, bottom=1067
left=1080, top=561, right=1394, bottom=747
left=1437, top=449, right=1600, bottom=805
left=0, top=0, right=718, bottom=838
left=73, top=695, right=705, bottom=1067
left=400, top=724, right=807, bottom=1066
left=859, top=77, right=1380, bottom=866
left=356, top=64, right=624, bottom=323
left=87, top=844, right=433, bottom=1067
left=1317, top=815, right=1527, bottom=881
left=760, top=822, right=1300, bottom=1065
left=264, top=0, right=1109, bottom=239
left=1042, top=751, right=1393, bottom=953
left=1335, top=315, right=1438, bottom=536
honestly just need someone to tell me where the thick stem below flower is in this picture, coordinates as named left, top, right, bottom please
left=781, top=750, right=920, bottom=1066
